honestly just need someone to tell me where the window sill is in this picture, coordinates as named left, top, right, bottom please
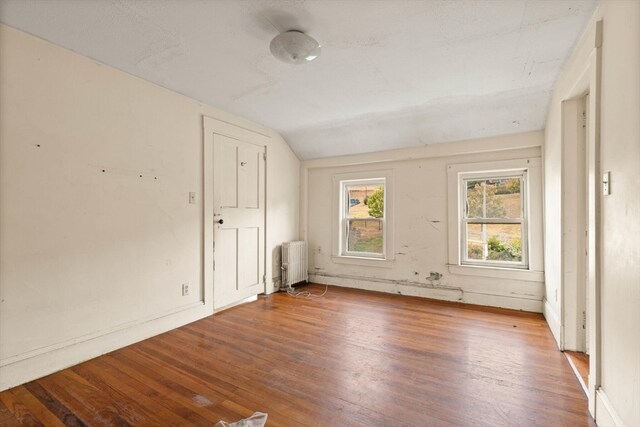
left=448, top=264, right=544, bottom=282
left=332, top=255, right=394, bottom=269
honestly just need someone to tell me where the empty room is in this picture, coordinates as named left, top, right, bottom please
left=0, top=0, right=638, bottom=426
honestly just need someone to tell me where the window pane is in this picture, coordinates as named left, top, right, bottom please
left=465, top=177, right=522, bottom=219
left=346, top=184, right=384, bottom=219
left=465, top=181, right=484, bottom=218
left=347, top=219, right=383, bottom=254
left=486, top=224, right=522, bottom=262
left=466, top=223, right=522, bottom=262
left=466, top=223, right=483, bottom=260
left=487, top=178, right=521, bottom=218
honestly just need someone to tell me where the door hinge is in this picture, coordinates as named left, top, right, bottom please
left=213, top=260, right=215, bottom=271
left=263, top=152, right=266, bottom=160
left=582, top=310, right=586, bottom=329
left=263, top=274, right=266, bottom=284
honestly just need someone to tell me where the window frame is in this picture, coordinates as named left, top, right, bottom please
left=340, top=178, right=387, bottom=259
left=459, top=170, right=529, bottom=269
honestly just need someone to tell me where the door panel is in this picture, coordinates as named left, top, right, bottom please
left=241, top=147, right=260, bottom=209
left=221, top=142, right=238, bottom=208
left=213, top=133, right=265, bottom=309
left=218, top=228, right=238, bottom=292
left=241, top=227, right=260, bottom=289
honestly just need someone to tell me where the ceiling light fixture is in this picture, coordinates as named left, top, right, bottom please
left=270, top=30, right=321, bottom=65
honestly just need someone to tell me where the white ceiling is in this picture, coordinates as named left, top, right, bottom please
left=0, top=0, right=597, bottom=159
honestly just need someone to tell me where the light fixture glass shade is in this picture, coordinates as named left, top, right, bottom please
left=270, top=30, right=321, bottom=65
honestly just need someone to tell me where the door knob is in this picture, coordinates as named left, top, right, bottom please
left=216, top=219, right=224, bottom=224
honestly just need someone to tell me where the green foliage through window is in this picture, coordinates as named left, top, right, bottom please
left=367, top=187, right=384, bottom=218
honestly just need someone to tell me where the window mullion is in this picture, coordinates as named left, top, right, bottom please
left=467, top=218, right=524, bottom=224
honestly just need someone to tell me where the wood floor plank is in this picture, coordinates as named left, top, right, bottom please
left=102, top=351, right=243, bottom=424
left=5, top=387, right=65, bottom=427
left=70, top=360, right=195, bottom=425
left=0, top=285, right=595, bottom=426
left=23, top=382, right=86, bottom=427
left=0, top=397, right=21, bottom=427
left=0, top=388, right=43, bottom=426
left=36, top=371, right=131, bottom=426
left=566, top=350, right=590, bottom=388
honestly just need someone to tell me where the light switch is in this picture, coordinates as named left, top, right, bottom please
left=189, top=192, right=197, bottom=204
left=602, top=172, right=610, bottom=196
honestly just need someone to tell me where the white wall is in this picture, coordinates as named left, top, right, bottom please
left=544, top=1, right=640, bottom=425
left=302, top=132, right=544, bottom=312
left=0, top=24, right=299, bottom=391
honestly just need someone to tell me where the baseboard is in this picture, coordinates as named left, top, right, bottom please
left=463, top=290, right=542, bottom=312
left=0, top=302, right=212, bottom=392
left=310, top=273, right=542, bottom=312
left=311, top=273, right=462, bottom=301
left=543, top=298, right=562, bottom=348
left=595, top=388, right=626, bottom=427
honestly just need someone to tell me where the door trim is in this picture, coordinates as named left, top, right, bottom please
left=203, top=116, right=270, bottom=310
left=559, top=20, right=602, bottom=417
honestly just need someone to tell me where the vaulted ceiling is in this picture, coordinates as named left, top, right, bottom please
left=0, top=0, right=597, bottom=159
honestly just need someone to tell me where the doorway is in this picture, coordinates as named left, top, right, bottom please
left=203, top=117, right=268, bottom=311
left=561, top=93, right=590, bottom=393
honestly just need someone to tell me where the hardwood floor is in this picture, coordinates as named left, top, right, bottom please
left=0, top=285, right=595, bottom=426
left=565, top=351, right=590, bottom=393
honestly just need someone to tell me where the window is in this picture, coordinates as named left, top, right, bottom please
left=447, top=158, right=542, bottom=281
left=340, top=178, right=386, bottom=258
left=460, top=171, right=528, bottom=268
left=331, top=170, right=394, bottom=266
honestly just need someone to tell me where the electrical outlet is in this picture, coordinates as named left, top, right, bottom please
left=182, top=283, right=190, bottom=296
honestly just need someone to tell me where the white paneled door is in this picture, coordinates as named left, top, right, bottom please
left=212, top=133, right=265, bottom=309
